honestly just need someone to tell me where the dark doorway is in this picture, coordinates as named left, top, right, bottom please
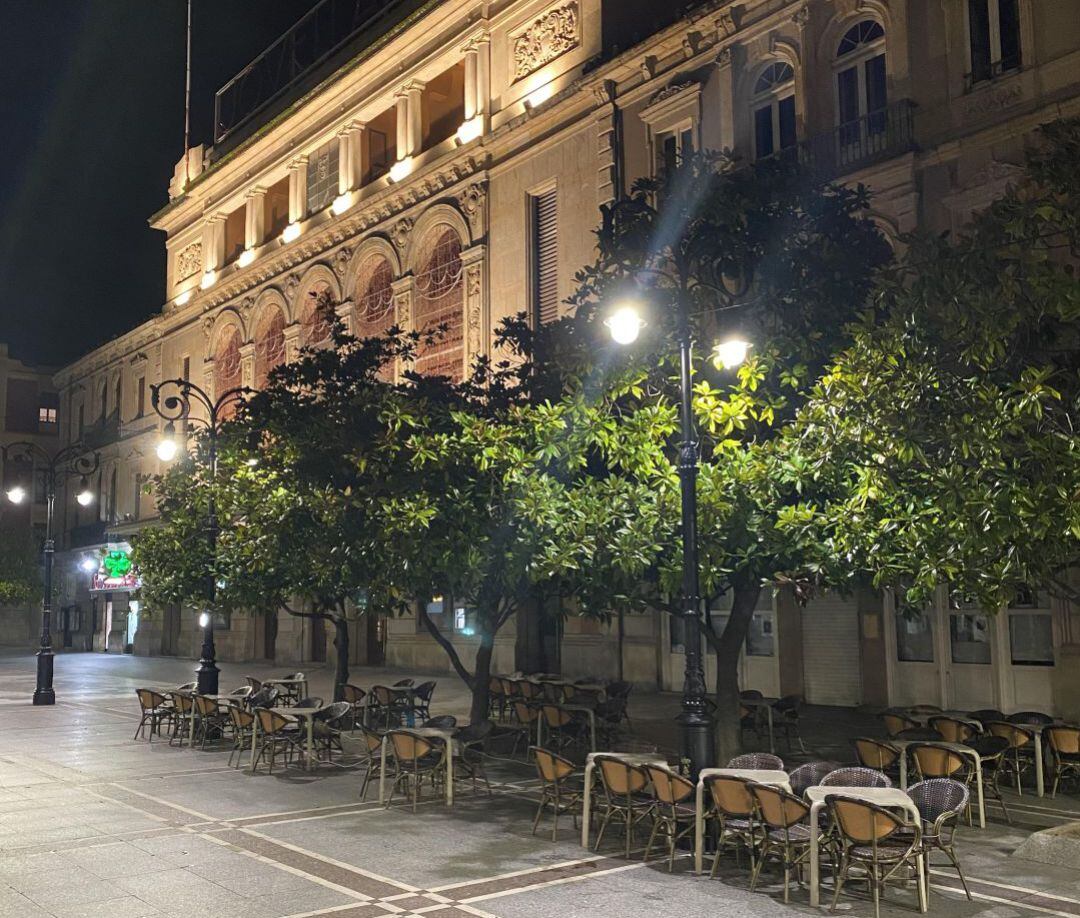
left=310, top=615, right=327, bottom=663
left=161, top=603, right=181, bottom=656
left=263, top=611, right=278, bottom=660
left=366, top=613, right=386, bottom=665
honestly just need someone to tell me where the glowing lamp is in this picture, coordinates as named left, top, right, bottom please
left=713, top=338, right=752, bottom=371
left=76, top=477, right=94, bottom=507
left=5, top=485, right=25, bottom=505
left=389, top=157, right=414, bottom=183
left=605, top=303, right=646, bottom=346
left=331, top=193, right=353, bottom=216
left=156, top=423, right=179, bottom=463
left=80, top=557, right=97, bottom=573
left=456, top=117, right=483, bottom=145
left=282, top=222, right=302, bottom=243
left=525, top=82, right=554, bottom=109
left=200, top=269, right=217, bottom=290
left=237, top=248, right=256, bottom=268
left=174, top=289, right=193, bottom=307
left=198, top=612, right=210, bottom=629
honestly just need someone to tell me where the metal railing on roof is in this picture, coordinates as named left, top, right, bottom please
left=213, top=0, right=410, bottom=145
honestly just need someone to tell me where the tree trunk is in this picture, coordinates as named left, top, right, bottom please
left=617, top=607, right=625, bottom=682
left=470, top=636, right=494, bottom=725
left=712, top=577, right=762, bottom=764
left=332, top=617, right=350, bottom=702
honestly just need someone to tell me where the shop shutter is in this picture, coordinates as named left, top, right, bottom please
left=802, top=594, right=863, bottom=706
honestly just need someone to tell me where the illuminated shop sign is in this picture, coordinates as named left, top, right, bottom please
left=90, top=544, right=141, bottom=593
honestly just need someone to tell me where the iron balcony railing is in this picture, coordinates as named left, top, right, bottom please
left=765, top=100, right=916, bottom=179
left=213, top=0, right=414, bottom=145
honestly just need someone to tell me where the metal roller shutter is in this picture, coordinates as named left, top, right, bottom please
left=802, top=594, right=862, bottom=706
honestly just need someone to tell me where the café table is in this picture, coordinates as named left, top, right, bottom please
left=580, top=751, right=667, bottom=848
left=693, top=768, right=792, bottom=874
left=537, top=703, right=598, bottom=752
left=264, top=676, right=309, bottom=705
left=248, top=704, right=329, bottom=772
left=805, top=785, right=926, bottom=912
left=377, top=726, right=460, bottom=806
left=892, top=738, right=986, bottom=828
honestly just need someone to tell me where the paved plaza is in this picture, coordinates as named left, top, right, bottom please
left=0, top=649, right=1078, bottom=918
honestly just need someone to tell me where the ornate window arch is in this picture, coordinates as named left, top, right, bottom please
left=213, top=325, right=243, bottom=419
left=834, top=20, right=887, bottom=141
left=254, top=306, right=287, bottom=389
left=354, top=254, right=395, bottom=340
left=751, top=61, right=796, bottom=160
left=299, top=281, right=334, bottom=349
left=412, top=225, right=464, bottom=380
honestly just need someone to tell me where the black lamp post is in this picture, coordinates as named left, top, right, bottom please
left=606, top=298, right=749, bottom=778
left=150, top=378, right=252, bottom=695
left=2, top=441, right=99, bottom=705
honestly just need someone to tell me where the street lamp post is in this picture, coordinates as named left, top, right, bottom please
left=2, top=442, right=98, bottom=705
left=151, top=378, right=252, bottom=695
left=606, top=297, right=749, bottom=778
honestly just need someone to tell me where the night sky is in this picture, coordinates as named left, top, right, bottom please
left=0, top=0, right=322, bottom=369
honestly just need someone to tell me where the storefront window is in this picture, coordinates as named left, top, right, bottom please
left=895, top=608, right=934, bottom=662
left=950, top=613, right=991, bottom=664
left=1009, top=613, right=1054, bottom=666
left=746, top=611, right=775, bottom=657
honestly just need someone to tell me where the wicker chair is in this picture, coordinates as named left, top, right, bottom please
left=854, top=738, right=901, bottom=778
left=252, top=708, right=302, bottom=774
left=176, top=681, right=197, bottom=692
left=371, top=685, right=411, bottom=730
left=341, top=684, right=367, bottom=730
left=226, top=685, right=253, bottom=702
left=244, top=676, right=263, bottom=693
left=357, top=725, right=386, bottom=800
left=134, top=689, right=175, bottom=742
left=882, top=711, right=919, bottom=737
left=772, top=695, right=806, bottom=752
left=293, top=696, right=324, bottom=710
left=393, top=678, right=415, bottom=688
left=508, top=701, right=541, bottom=756
left=750, top=783, right=813, bottom=902
left=821, top=767, right=892, bottom=788
left=313, top=702, right=351, bottom=761
left=909, top=704, right=943, bottom=715
left=386, top=730, right=445, bottom=812
left=423, top=715, right=457, bottom=729
left=227, top=706, right=255, bottom=768
left=789, top=761, right=838, bottom=797
left=168, top=691, right=195, bottom=746
left=1008, top=711, right=1054, bottom=725
left=487, top=677, right=507, bottom=721
left=909, top=778, right=971, bottom=900
left=986, top=721, right=1035, bottom=793
left=828, top=795, right=923, bottom=918
left=541, top=704, right=588, bottom=753
left=248, top=685, right=280, bottom=709
left=643, top=764, right=696, bottom=871
left=279, top=672, right=306, bottom=706
left=1047, top=726, right=1080, bottom=797
left=193, top=695, right=230, bottom=750
left=704, top=774, right=759, bottom=876
left=530, top=746, right=584, bottom=841
left=412, top=681, right=437, bottom=720
left=968, top=709, right=1004, bottom=724
left=593, top=755, right=654, bottom=858
left=909, top=743, right=970, bottom=782
left=929, top=715, right=980, bottom=744
left=727, top=752, right=784, bottom=770
left=453, top=720, right=494, bottom=795
left=969, top=734, right=1012, bottom=823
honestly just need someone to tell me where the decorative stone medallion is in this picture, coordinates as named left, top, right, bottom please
left=512, top=2, right=579, bottom=82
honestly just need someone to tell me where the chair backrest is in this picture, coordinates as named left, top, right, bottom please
left=910, top=743, right=966, bottom=779
left=970, top=734, right=1010, bottom=761
left=193, top=695, right=220, bottom=716
left=372, top=685, right=394, bottom=705
left=596, top=755, right=648, bottom=796
left=821, top=766, right=892, bottom=788
left=726, top=752, right=784, bottom=770
left=169, top=691, right=193, bottom=713
left=828, top=795, right=903, bottom=845
left=284, top=672, right=304, bottom=681
left=342, top=684, right=366, bottom=704
left=423, top=715, right=457, bottom=729
left=644, top=764, right=695, bottom=806
left=249, top=686, right=280, bottom=708
left=499, top=677, right=518, bottom=698
left=228, top=685, right=253, bottom=699
left=740, top=689, right=764, bottom=701
left=1048, top=726, right=1080, bottom=755
left=245, top=676, right=262, bottom=692
left=531, top=746, right=576, bottom=783
left=542, top=704, right=572, bottom=727
left=390, top=730, right=434, bottom=762
left=773, top=695, right=802, bottom=716
left=788, top=761, right=837, bottom=796
left=707, top=774, right=756, bottom=818
left=318, top=702, right=352, bottom=725
left=256, top=707, right=292, bottom=735
left=1008, top=710, right=1054, bottom=726
left=929, top=715, right=978, bottom=743
left=393, top=678, right=415, bottom=687
left=136, top=688, right=166, bottom=712
left=882, top=712, right=918, bottom=736
left=514, top=701, right=539, bottom=723
left=542, top=682, right=573, bottom=703
left=518, top=680, right=541, bottom=700
left=908, top=778, right=969, bottom=823
left=909, top=704, right=943, bottom=714
left=751, top=783, right=809, bottom=829
left=986, top=720, right=1033, bottom=749
left=488, top=677, right=503, bottom=696
left=968, top=709, right=1005, bottom=724
left=414, top=681, right=436, bottom=702
left=229, top=706, right=255, bottom=730
left=357, top=725, right=384, bottom=755
left=854, top=737, right=900, bottom=770
left=176, top=681, right=197, bottom=692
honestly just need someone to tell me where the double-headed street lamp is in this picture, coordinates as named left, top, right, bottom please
left=605, top=297, right=750, bottom=778
left=2, top=442, right=98, bottom=705
left=151, top=378, right=253, bottom=695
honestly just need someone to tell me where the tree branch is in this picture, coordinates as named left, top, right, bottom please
left=281, top=601, right=332, bottom=622
left=419, top=605, right=474, bottom=687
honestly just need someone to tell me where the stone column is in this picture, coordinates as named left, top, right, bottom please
left=475, top=36, right=490, bottom=122
left=405, top=81, right=425, bottom=156
left=245, top=187, right=266, bottom=250
left=337, top=121, right=365, bottom=194
left=463, top=47, right=478, bottom=121
left=714, top=46, right=736, bottom=152
left=239, top=342, right=256, bottom=389
left=288, top=156, right=309, bottom=224
left=460, top=244, right=486, bottom=373
left=395, top=93, right=409, bottom=159
left=201, top=215, right=226, bottom=272
left=391, top=276, right=415, bottom=383
left=284, top=324, right=303, bottom=363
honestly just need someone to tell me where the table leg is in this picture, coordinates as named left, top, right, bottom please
left=189, top=707, right=196, bottom=747
left=917, top=852, right=928, bottom=912
left=766, top=705, right=775, bottom=754
left=1035, top=737, right=1045, bottom=797
left=378, top=737, right=388, bottom=803
left=249, top=715, right=259, bottom=773
left=694, top=780, right=705, bottom=874
left=974, top=752, right=986, bottom=828
left=899, top=749, right=908, bottom=790
left=305, top=717, right=314, bottom=772
left=446, top=744, right=454, bottom=806
left=808, top=800, right=823, bottom=907
left=580, top=762, right=594, bottom=848
left=588, top=712, right=596, bottom=752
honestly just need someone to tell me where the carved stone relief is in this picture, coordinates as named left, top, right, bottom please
left=963, top=83, right=1023, bottom=118
left=176, top=242, right=203, bottom=281
left=391, top=219, right=413, bottom=251
left=512, top=2, right=579, bottom=82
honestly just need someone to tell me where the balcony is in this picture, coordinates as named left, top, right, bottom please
left=82, top=411, right=120, bottom=451
left=767, top=101, right=916, bottom=180
left=68, top=521, right=107, bottom=550
left=213, top=0, right=425, bottom=152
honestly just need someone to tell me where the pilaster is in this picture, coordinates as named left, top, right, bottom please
left=239, top=342, right=256, bottom=389
left=460, top=244, right=486, bottom=372
left=288, top=156, right=309, bottom=224
left=245, top=186, right=267, bottom=250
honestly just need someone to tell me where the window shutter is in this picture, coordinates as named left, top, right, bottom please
left=532, top=188, right=559, bottom=325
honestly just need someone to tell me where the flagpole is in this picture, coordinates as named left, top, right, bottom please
left=184, top=0, right=192, bottom=186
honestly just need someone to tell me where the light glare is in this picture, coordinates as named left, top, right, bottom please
left=389, top=158, right=414, bottom=183
left=5, top=486, right=25, bottom=505
left=456, top=117, right=483, bottom=144
left=605, top=304, right=646, bottom=346
left=237, top=248, right=256, bottom=268
left=714, top=338, right=752, bottom=370
left=282, top=222, right=302, bottom=243
left=156, top=437, right=178, bottom=463
left=76, top=488, right=94, bottom=507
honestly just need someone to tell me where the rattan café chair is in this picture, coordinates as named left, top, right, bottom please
left=227, top=705, right=255, bottom=768
left=357, top=724, right=387, bottom=800
left=387, top=730, right=445, bottom=813
left=1048, top=726, right=1080, bottom=797
left=727, top=752, right=785, bottom=770
left=593, top=755, right=654, bottom=858
left=750, top=783, right=813, bottom=903
left=643, top=764, right=697, bottom=871
left=908, top=778, right=972, bottom=901
left=704, top=773, right=760, bottom=875
left=134, top=689, right=175, bottom=742
left=530, top=746, right=584, bottom=841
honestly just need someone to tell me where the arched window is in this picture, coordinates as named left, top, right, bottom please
left=835, top=20, right=887, bottom=143
left=213, top=326, right=242, bottom=419
left=413, top=227, right=464, bottom=380
left=355, top=256, right=395, bottom=341
left=300, top=281, right=334, bottom=348
left=752, top=62, right=796, bottom=160
left=254, top=308, right=286, bottom=389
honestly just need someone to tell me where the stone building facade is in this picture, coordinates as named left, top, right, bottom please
left=53, top=0, right=1080, bottom=718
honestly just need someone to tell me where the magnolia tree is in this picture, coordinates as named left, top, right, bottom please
left=787, top=118, right=1080, bottom=612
